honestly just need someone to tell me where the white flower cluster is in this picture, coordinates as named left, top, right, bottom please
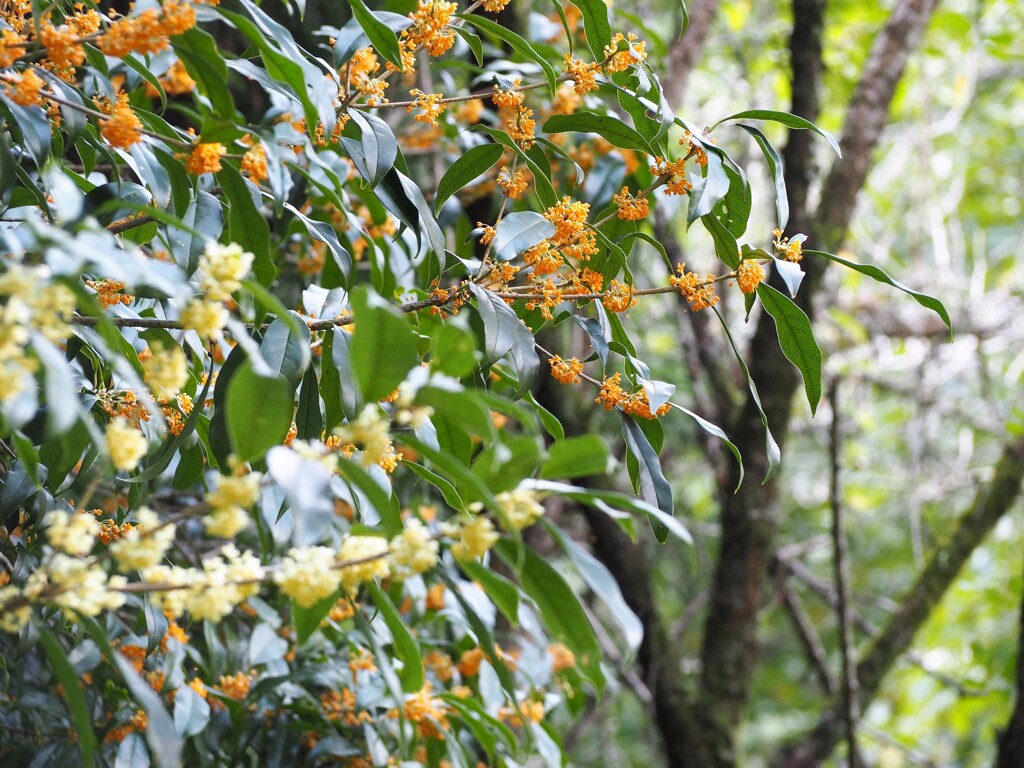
left=275, top=546, right=342, bottom=607
left=389, top=519, right=439, bottom=580
left=180, top=241, right=254, bottom=339
left=334, top=405, right=391, bottom=467
left=46, top=509, right=100, bottom=556
left=495, top=487, right=545, bottom=531
left=0, top=264, right=76, bottom=402
left=339, top=534, right=390, bottom=591
left=444, top=515, right=499, bottom=561
left=105, top=418, right=148, bottom=471
left=143, top=545, right=261, bottom=621
left=142, top=344, right=188, bottom=400
left=29, top=555, right=127, bottom=618
left=111, top=507, right=176, bottom=571
left=204, top=469, right=262, bottom=538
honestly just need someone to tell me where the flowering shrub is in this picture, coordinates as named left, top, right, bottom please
left=0, top=0, right=950, bottom=766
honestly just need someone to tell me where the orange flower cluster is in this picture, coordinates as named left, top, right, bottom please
left=612, top=186, right=650, bottom=221
left=407, top=89, right=445, bottom=126
left=241, top=142, right=268, bottom=184
left=86, top=278, right=134, bottom=308
left=162, top=392, right=193, bottom=437
left=5, top=68, right=44, bottom=106
left=772, top=228, right=804, bottom=262
left=670, top=264, right=720, bottom=311
left=0, top=29, right=26, bottom=69
left=649, top=156, right=692, bottom=196
left=522, top=241, right=561, bottom=276
left=98, top=388, right=149, bottom=423
left=345, top=47, right=388, bottom=105
left=497, top=166, right=529, bottom=199
left=103, top=710, right=147, bottom=744
left=548, top=355, right=584, bottom=384
left=596, top=372, right=625, bottom=410
left=98, top=93, right=143, bottom=149
left=736, top=259, right=766, bottom=294
left=322, top=688, right=373, bottom=727
left=594, top=373, right=670, bottom=418
left=98, top=1, right=196, bottom=58
left=680, top=131, right=710, bottom=166
left=602, top=279, right=636, bottom=313
left=39, top=22, right=86, bottom=75
left=548, top=642, right=576, bottom=672
left=602, top=32, right=647, bottom=74
left=186, top=142, right=226, bottom=175
left=159, top=60, right=196, bottom=95
left=564, top=55, right=599, bottom=94
left=481, top=0, right=512, bottom=11
left=396, top=0, right=456, bottom=71
left=208, top=671, right=254, bottom=711
left=544, top=197, right=598, bottom=260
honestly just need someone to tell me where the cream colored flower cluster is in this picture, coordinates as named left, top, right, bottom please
left=204, top=468, right=262, bottom=538
left=389, top=519, right=439, bottom=580
left=333, top=405, right=392, bottom=467
left=142, top=344, right=188, bottom=400
left=0, top=264, right=77, bottom=402
left=26, top=555, right=127, bottom=619
left=180, top=241, right=254, bottom=338
left=143, top=545, right=261, bottom=621
left=110, top=507, right=175, bottom=571
left=495, top=488, right=545, bottom=530
left=46, top=509, right=101, bottom=556
left=105, top=417, right=148, bottom=471
left=445, top=515, right=499, bottom=561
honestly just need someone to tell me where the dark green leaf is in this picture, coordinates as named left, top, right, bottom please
left=335, top=455, right=402, bottom=536
left=434, top=143, right=505, bottom=215
left=621, top=415, right=674, bottom=542
left=217, top=164, right=275, bottom=287
left=226, top=363, right=294, bottom=462
left=737, top=124, right=788, bottom=229
left=806, top=249, right=952, bottom=336
left=293, top=588, right=342, bottom=644
left=756, top=284, right=822, bottom=415
left=349, top=110, right=398, bottom=187
left=349, top=285, right=418, bottom=402
left=406, top=461, right=465, bottom=511
left=572, top=0, right=612, bottom=59
left=700, top=211, right=740, bottom=269
left=713, top=109, right=841, bottom=157
left=458, top=14, right=558, bottom=95
left=367, top=582, right=424, bottom=693
left=260, top=314, right=311, bottom=390
left=458, top=558, right=520, bottom=623
left=348, top=0, right=405, bottom=71
left=543, top=112, right=655, bottom=155
left=40, top=630, right=98, bottom=767
left=490, top=211, right=555, bottom=262
left=496, top=542, right=604, bottom=691
left=541, top=435, right=610, bottom=479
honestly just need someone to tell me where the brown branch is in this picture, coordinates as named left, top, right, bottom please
left=662, top=0, right=722, bottom=107
left=996, top=555, right=1024, bottom=767
left=774, top=434, right=1024, bottom=767
left=829, top=379, right=860, bottom=767
left=777, top=575, right=836, bottom=695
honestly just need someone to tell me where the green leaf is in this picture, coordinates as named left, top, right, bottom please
left=293, top=588, right=342, bottom=644
left=295, top=363, right=324, bottom=440
left=406, top=461, right=465, bottom=510
left=335, top=455, right=402, bottom=536
left=226, top=362, right=294, bottom=462
left=713, top=160, right=751, bottom=238
left=458, top=14, right=558, bottom=95
left=434, top=143, right=505, bottom=215
left=572, top=0, right=612, bottom=59
left=349, top=110, right=398, bottom=187
left=546, top=524, right=642, bottom=652
left=469, top=283, right=519, bottom=366
left=712, top=109, right=841, bottom=157
left=367, top=582, right=424, bottom=693
left=489, top=211, right=555, bottom=262
left=458, top=558, right=520, bottom=623
left=349, top=285, right=418, bottom=402
left=669, top=403, right=743, bottom=487
left=111, top=654, right=182, bottom=768
left=543, top=112, right=656, bottom=155
left=806, top=249, right=952, bottom=336
left=217, top=164, right=275, bottom=287
left=403, top=434, right=502, bottom=514
left=756, top=284, right=822, bottom=415
left=174, top=28, right=237, bottom=118
left=260, top=314, right=312, bottom=390
left=714, top=307, right=781, bottom=483
left=496, top=542, right=604, bottom=691
left=541, top=435, right=611, bottom=479
left=621, top=415, right=674, bottom=543
left=700, top=211, right=740, bottom=269
left=526, top=393, right=564, bottom=440
left=40, top=630, right=98, bottom=768
left=172, top=683, right=210, bottom=737
left=348, top=0, right=405, bottom=71
left=114, top=732, right=149, bottom=768
left=737, top=124, right=788, bottom=230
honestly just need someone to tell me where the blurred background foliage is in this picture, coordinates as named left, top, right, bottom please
left=547, top=0, right=1024, bottom=764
